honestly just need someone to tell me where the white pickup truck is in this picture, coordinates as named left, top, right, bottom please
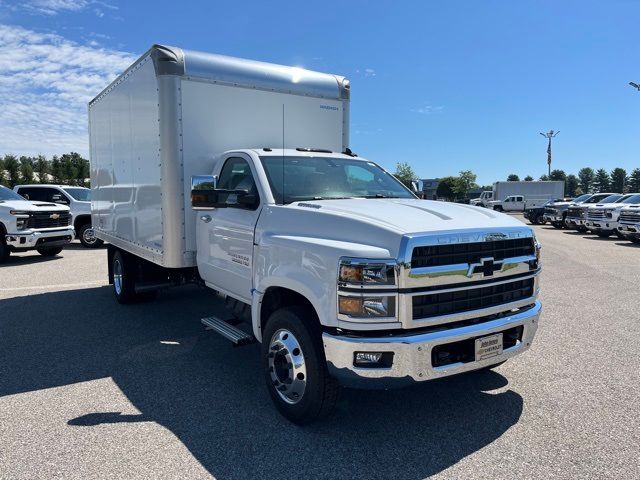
left=14, top=184, right=102, bottom=248
left=90, top=45, right=542, bottom=423
left=0, top=185, right=74, bottom=263
left=585, top=193, right=640, bottom=238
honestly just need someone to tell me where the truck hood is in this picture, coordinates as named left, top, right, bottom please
left=0, top=200, right=70, bottom=212
left=291, top=198, right=525, bottom=233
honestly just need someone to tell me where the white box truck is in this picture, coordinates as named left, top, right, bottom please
left=89, top=45, right=542, bottom=423
left=488, top=181, right=564, bottom=211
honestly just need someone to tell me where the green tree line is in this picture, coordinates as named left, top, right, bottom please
left=505, top=167, right=640, bottom=197
left=0, top=153, right=90, bottom=188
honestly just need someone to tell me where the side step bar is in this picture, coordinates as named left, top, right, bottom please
left=201, top=316, right=256, bottom=346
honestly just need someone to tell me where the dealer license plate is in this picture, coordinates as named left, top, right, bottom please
left=475, top=333, right=503, bottom=361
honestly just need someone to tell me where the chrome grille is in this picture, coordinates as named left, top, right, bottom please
left=544, top=207, right=557, bottom=215
left=619, top=209, right=640, bottom=223
left=587, top=210, right=606, bottom=220
left=411, top=238, right=535, bottom=269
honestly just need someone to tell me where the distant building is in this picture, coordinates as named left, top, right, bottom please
left=466, top=187, right=483, bottom=200
left=418, top=178, right=439, bottom=200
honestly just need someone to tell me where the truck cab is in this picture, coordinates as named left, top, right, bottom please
left=0, top=185, right=74, bottom=262
left=14, top=184, right=102, bottom=248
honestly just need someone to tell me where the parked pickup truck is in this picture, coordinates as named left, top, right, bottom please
left=14, top=184, right=102, bottom=248
left=617, top=204, right=640, bottom=243
left=524, top=198, right=573, bottom=225
left=89, top=45, right=542, bottom=423
left=0, top=185, right=74, bottom=263
left=543, top=194, right=590, bottom=229
left=585, top=193, right=640, bottom=238
left=565, top=193, right=617, bottom=231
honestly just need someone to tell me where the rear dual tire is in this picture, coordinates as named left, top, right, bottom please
left=262, top=306, right=339, bottom=424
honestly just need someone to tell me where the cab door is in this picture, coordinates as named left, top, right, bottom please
left=196, top=154, right=263, bottom=303
left=513, top=195, right=525, bottom=211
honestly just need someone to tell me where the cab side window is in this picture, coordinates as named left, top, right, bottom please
left=217, top=157, right=260, bottom=210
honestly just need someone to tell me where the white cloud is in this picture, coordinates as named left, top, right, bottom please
left=0, top=24, right=136, bottom=156
left=411, top=105, right=444, bottom=115
left=5, top=0, right=117, bottom=17
left=355, top=67, right=376, bottom=78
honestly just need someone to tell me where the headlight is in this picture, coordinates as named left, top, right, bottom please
left=338, top=295, right=396, bottom=317
left=9, top=210, right=29, bottom=216
left=16, top=218, right=28, bottom=230
left=339, top=259, right=396, bottom=286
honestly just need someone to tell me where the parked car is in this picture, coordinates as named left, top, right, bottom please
left=565, top=193, right=617, bottom=231
left=89, top=44, right=543, bottom=424
left=0, top=185, right=74, bottom=263
left=14, top=184, right=102, bottom=248
left=524, top=198, right=572, bottom=225
left=617, top=203, right=640, bottom=243
left=543, top=195, right=589, bottom=229
left=584, top=193, right=640, bottom=238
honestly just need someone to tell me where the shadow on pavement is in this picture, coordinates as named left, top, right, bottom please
left=1, top=254, right=63, bottom=266
left=0, top=286, right=523, bottom=480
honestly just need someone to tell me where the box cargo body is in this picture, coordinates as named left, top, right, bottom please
left=89, top=45, right=350, bottom=268
left=493, top=181, right=564, bottom=205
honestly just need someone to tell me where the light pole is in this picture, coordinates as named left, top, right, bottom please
left=630, top=82, right=640, bottom=91
left=539, top=130, right=559, bottom=177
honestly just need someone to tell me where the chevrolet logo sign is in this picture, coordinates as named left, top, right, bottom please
left=50, top=213, right=60, bottom=220
left=466, top=257, right=503, bottom=278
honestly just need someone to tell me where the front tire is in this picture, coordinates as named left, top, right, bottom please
left=630, top=236, right=640, bottom=244
left=596, top=230, right=612, bottom=238
left=0, top=237, right=10, bottom=263
left=78, top=223, right=104, bottom=248
left=262, top=306, right=339, bottom=424
left=552, top=221, right=563, bottom=229
left=36, top=246, right=63, bottom=257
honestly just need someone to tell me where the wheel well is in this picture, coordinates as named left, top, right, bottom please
left=260, top=287, right=319, bottom=334
left=74, top=215, right=91, bottom=230
left=0, top=222, right=6, bottom=236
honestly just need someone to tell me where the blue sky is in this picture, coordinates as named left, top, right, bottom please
left=1, top=0, right=638, bottom=184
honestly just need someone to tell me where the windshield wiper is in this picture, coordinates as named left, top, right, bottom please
left=360, top=194, right=401, bottom=199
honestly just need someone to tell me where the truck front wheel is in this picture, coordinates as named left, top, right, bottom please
left=78, top=223, right=104, bottom=248
left=262, top=306, right=339, bottom=424
left=0, top=237, right=9, bottom=263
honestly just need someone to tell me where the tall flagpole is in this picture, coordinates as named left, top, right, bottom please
left=539, top=130, right=559, bottom=177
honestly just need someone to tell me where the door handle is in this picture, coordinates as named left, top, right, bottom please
left=200, top=215, right=212, bottom=223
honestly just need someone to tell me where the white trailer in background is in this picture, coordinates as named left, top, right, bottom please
left=488, top=181, right=564, bottom=211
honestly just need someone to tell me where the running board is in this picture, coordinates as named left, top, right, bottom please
left=201, top=316, right=256, bottom=346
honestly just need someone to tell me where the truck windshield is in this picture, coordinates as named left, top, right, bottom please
left=0, top=186, right=26, bottom=201
left=259, top=156, right=415, bottom=204
left=572, top=194, right=591, bottom=203
left=597, top=194, right=622, bottom=204
left=622, top=194, right=640, bottom=204
left=63, top=187, right=91, bottom=201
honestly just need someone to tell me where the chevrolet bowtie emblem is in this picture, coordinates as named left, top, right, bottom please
left=467, top=257, right=500, bottom=278
left=50, top=213, right=60, bottom=220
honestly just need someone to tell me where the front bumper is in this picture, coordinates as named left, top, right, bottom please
left=544, top=214, right=563, bottom=222
left=565, top=217, right=585, bottom=228
left=618, top=222, right=640, bottom=236
left=323, top=301, right=541, bottom=389
left=585, top=219, right=617, bottom=231
left=5, top=227, right=75, bottom=249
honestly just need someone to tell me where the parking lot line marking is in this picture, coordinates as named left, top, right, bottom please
left=0, top=282, right=106, bottom=292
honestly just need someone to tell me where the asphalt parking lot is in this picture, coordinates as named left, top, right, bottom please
left=1, top=217, right=639, bottom=480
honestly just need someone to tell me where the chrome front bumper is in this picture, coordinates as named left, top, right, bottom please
left=565, top=217, right=585, bottom=227
left=618, top=222, right=640, bottom=235
left=323, top=301, right=541, bottom=389
left=5, top=227, right=75, bottom=249
left=585, top=220, right=617, bottom=231
left=544, top=214, right=563, bottom=222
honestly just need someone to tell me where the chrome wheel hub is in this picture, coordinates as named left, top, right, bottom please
left=268, top=329, right=307, bottom=405
left=83, top=227, right=97, bottom=244
left=113, top=258, right=123, bottom=295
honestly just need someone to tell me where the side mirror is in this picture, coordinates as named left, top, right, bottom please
left=191, top=175, right=219, bottom=210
